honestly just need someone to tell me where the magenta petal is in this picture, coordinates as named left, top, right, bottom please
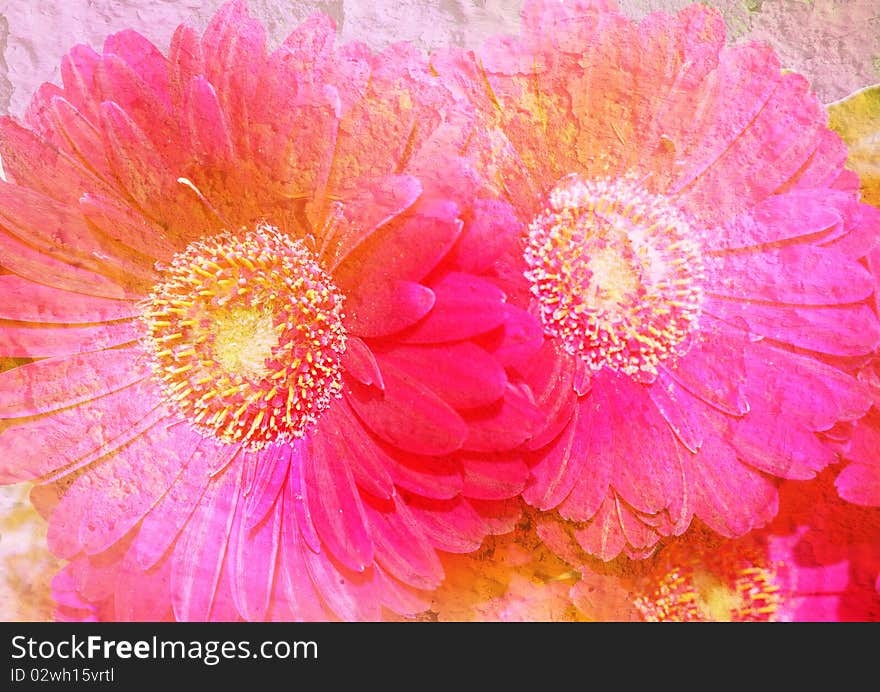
left=363, top=494, right=443, bottom=590
left=340, top=337, right=384, bottom=390
left=343, top=280, right=435, bottom=338
left=523, top=342, right=578, bottom=450
left=462, top=383, right=541, bottom=452
left=326, top=401, right=394, bottom=501
left=399, top=272, right=508, bottom=344
left=273, top=504, right=330, bottom=622
left=480, top=304, right=545, bottom=370
left=230, top=483, right=282, bottom=622
left=404, top=496, right=488, bottom=554
left=667, top=320, right=749, bottom=416
left=346, top=360, right=467, bottom=456
left=445, top=198, right=525, bottom=274
left=648, top=372, right=704, bottom=453
left=0, top=275, right=136, bottom=323
left=303, top=424, right=373, bottom=572
left=0, top=348, right=147, bottom=418
left=79, top=192, right=171, bottom=261
left=376, top=342, right=506, bottom=410
left=300, top=541, right=380, bottom=622
left=171, top=462, right=242, bottom=622
left=732, top=417, right=838, bottom=480
left=460, top=452, right=529, bottom=500
left=373, top=566, right=432, bottom=617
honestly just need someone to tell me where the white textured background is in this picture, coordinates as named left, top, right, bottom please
left=0, top=0, right=878, bottom=620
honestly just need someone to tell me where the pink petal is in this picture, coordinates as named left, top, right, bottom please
left=343, top=280, right=435, bottom=338
left=0, top=379, right=162, bottom=484
left=0, top=275, right=135, bottom=323
left=335, top=198, right=462, bottom=297
left=387, top=452, right=462, bottom=501
left=399, top=272, right=508, bottom=344
left=243, top=444, right=291, bottom=528
left=708, top=190, right=843, bottom=252
left=461, top=383, right=542, bottom=452
left=376, top=341, right=506, bottom=410
left=373, top=566, right=432, bottom=617
left=183, top=76, right=234, bottom=165
left=48, top=421, right=201, bottom=558
left=346, top=360, right=467, bottom=456
left=524, top=406, right=588, bottom=511
left=470, top=497, right=522, bottom=536
left=688, top=435, right=778, bottom=537
left=707, top=244, right=873, bottom=305
left=48, top=96, right=112, bottom=178
left=0, top=321, right=139, bottom=358
left=479, top=304, right=545, bottom=370
left=324, top=175, right=422, bottom=271
left=303, top=424, right=373, bottom=572
left=0, top=182, right=151, bottom=285
left=0, top=348, right=147, bottom=418
left=79, top=192, right=172, bottom=261
left=363, top=494, right=443, bottom=590
left=325, top=401, right=394, bottom=500
left=229, top=481, right=282, bottom=621
left=460, top=452, right=529, bottom=500
left=404, top=495, right=488, bottom=554
left=60, top=44, right=102, bottom=122
left=131, top=439, right=226, bottom=570
left=571, top=496, right=628, bottom=562
left=103, top=29, right=171, bottom=104
left=445, top=198, right=524, bottom=274
left=114, top=555, right=173, bottom=621
left=171, top=461, right=242, bottom=622
left=0, top=225, right=132, bottom=300
left=340, top=337, right=384, bottom=390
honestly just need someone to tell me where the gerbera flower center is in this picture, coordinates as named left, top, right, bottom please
left=634, top=557, right=782, bottom=622
left=525, top=176, right=705, bottom=380
left=141, top=224, right=347, bottom=448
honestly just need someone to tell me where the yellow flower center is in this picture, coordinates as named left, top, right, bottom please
left=141, top=224, right=347, bottom=448
left=635, top=557, right=782, bottom=622
left=525, top=176, right=705, bottom=381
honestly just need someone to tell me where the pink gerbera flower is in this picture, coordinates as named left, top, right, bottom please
left=434, top=0, right=880, bottom=558
left=566, top=471, right=880, bottom=621
left=0, top=1, right=536, bottom=621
